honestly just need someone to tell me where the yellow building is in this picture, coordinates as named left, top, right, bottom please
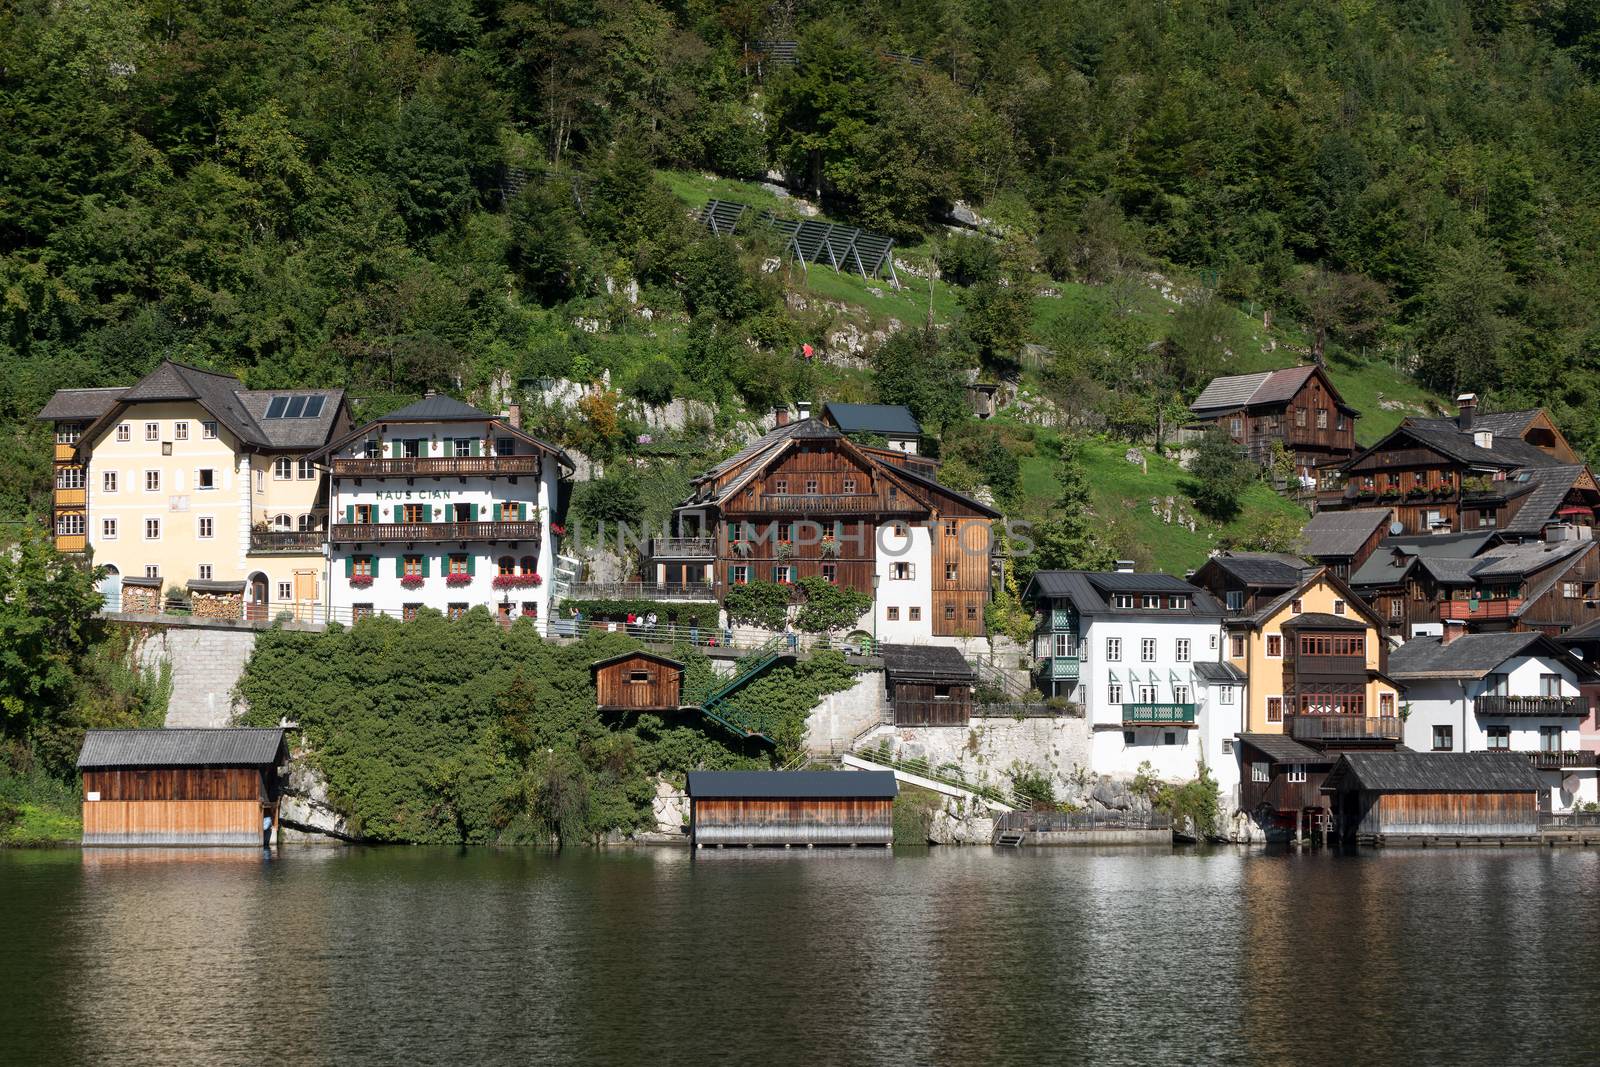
left=37, top=361, right=351, bottom=618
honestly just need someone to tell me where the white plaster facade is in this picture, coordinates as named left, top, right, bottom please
left=873, top=522, right=933, bottom=642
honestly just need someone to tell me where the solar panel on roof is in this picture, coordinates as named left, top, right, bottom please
left=303, top=395, right=324, bottom=418
left=265, top=396, right=288, bottom=419
left=264, top=394, right=326, bottom=419
left=284, top=395, right=307, bottom=418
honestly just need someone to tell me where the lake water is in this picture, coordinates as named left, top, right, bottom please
left=4, top=844, right=1600, bottom=1065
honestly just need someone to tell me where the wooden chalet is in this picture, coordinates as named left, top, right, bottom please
left=1322, top=752, right=1545, bottom=843
left=1347, top=532, right=1499, bottom=639
left=78, top=728, right=287, bottom=847
left=1298, top=508, right=1393, bottom=580
left=1443, top=537, right=1600, bottom=635
left=1237, top=733, right=1337, bottom=837
left=1187, top=365, right=1357, bottom=482
left=1322, top=394, right=1600, bottom=536
left=685, top=770, right=897, bottom=847
left=880, top=644, right=976, bottom=726
left=654, top=418, right=1000, bottom=637
left=592, top=651, right=684, bottom=711
left=1189, top=552, right=1310, bottom=615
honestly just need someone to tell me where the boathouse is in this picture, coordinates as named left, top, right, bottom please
left=880, top=644, right=976, bottom=725
left=78, top=728, right=287, bottom=847
left=592, top=651, right=684, bottom=711
left=685, top=770, right=898, bottom=847
left=1322, top=752, right=1544, bottom=843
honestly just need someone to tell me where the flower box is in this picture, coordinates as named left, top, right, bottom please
left=820, top=537, right=840, bottom=557
left=775, top=541, right=796, bottom=559
left=445, top=573, right=473, bottom=588
left=400, top=575, right=425, bottom=590
left=549, top=522, right=566, bottom=536
left=492, top=574, right=544, bottom=590
left=349, top=574, right=374, bottom=589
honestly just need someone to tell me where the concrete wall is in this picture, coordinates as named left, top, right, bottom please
left=112, top=616, right=267, bottom=728
left=804, top=670, right=890, bottom=754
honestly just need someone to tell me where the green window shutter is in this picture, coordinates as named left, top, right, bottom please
left=422, top=503, right=432, bottom=523
left=470, top=438, right=480, bottom=457
left=345, top=504, right=353, bottom=523
left=493, top=503, right=502, bottom=521
left=519, top=502, right=527, bottom=521
left=421, top=555, right=431, bottom=578
left=395, top=556, right=404, bottom=579
left=470, top=503, right=479, bottom=522
left=345, top=556, right=353, bottom=578
left=389, top=439, right=397, bottom=459
left=469, top=554, right=476, bottom=576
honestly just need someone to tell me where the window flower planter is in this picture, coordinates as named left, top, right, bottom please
left=550, top=522, right=566, bottom=536
left=492, top=574, right=544, bottom=590
left=349, top=574, right=374, bottom=589
left=775, top=541, right=796, bottom=559
left=445, top=573, right=473, bottom=588
left=400, top=575, right=425, bottom=590
left=820, top=537, right=840, bottom=557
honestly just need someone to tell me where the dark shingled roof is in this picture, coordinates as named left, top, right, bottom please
left=1206, top=552, right=1310, bottom=587
left=1348, top=533, right=1499, bottom=588
left=1193, top=661, right=1247, bottom=683
left=1383, top=413, right=1560, bottom=470
left=1280, top=611, right=1368, bottom=631
left=1300, top=509, right=1391, bottom=559
left=376, top=394, right=494, bottom=421
left=77, top=728, right=287, bottom=769
left=880, top=644, right=976, bottom=683
left=1322, top=752, right=1544, bottom=793
left=36, top=387, right=129, bottom=421
left=1237, top=733, right=1330, bottom=764
left=1499, top=466, right=1588, bottom=535
left=1467, top=539, right=1586, bottom=579
left=1190, top=366, right=1352, bottom=416
left=186, top=579, right=246, bottom=594
left=686, top=770, right=898, bottom=799
left=590, top=650, right=684, bottom=673
left=1023, top=571, right=1224, bottom=617
left=236, top=388, right=346, bottom=450
left=823, top=402, right=921, bottom=436
left=1388, top=632, right=1549, bottom=679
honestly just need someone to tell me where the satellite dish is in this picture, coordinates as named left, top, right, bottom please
left=1389, top=521, right=1405, bottom=536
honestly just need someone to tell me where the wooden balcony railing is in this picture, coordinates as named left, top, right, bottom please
left=757, top=493, right=891, bottom=513
left=1289, top=654, right=1369, bottom=677
left=54, top=443, right=77, bottom=461
left=1122, top=703, right=1197, bottom=726
left=564, top=581, right=717, bottom=601
left=331, top=456, right=540, bottom=477
left=1286, top=714, right=1402, bottom=741
left=54, top=488, right=86, bottom=507
left=250, top=530, right=323, bottom=553
left=55, top=534, right=87, bottom=553
left=330, top=521, right=543, bottom=543
left=1527, top=750, right=1598, bottom=770
left=648, top=537, right=716, bottom=558
left=1443, top=598, right=1523, bottom=620
left=1477, top=695, right=1586, bottom=717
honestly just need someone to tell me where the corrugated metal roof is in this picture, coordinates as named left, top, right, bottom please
left=686, top=770, right=899, bottom=799
left=823, top=402, right=921, bottom=436
left=1193, top=661, right=1247, bottom=683
left=1208, top=552, right=1310, bottom=587
left=1323, top=752, right=1543, bottom=793
left=36, top=387, right=129, bottom=421
left=378, top=394, right=494, bottom=421
left=77, top=728, right=287, bottom=769
left=880, top=644, right=975, bottom=682
left=1189, top=371, right=1272, bottom=413
left=1300, top=509, right=1391, bottom=559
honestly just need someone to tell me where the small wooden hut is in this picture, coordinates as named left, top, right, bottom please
left=686, top=770, right=898, bottom=847
left=591, top=651, right=684, bottom=711
left=880, top=644, right=976, bottom=726
left=78, top=728, right=287, bottom=847
left=1323, top=752, right=1544, bottom=843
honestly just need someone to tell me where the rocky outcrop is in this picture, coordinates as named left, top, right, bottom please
left=653, top=777, right=688, bottom=835
left=927, top=798, right=996, bottom=845
left=277, top=759, right=358, bottom=842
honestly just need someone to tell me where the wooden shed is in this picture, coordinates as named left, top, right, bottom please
left=686, top=770, right=898, bottom=847
left=1323, top=752, right=1545, bottom=843
left=592, top=651, right=684, bottom=711
left=77, top=728, right=287, bottom=847
left=880, top=644, right=976, bottom=726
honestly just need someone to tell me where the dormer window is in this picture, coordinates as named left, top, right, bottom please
left=1475, top=431, right=1493, bottom=448
left=1112, top=594, right=1135, bottom=609
left=1169, top=595, right=1188, bottom=610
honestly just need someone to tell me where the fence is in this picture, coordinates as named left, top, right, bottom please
left=1540, top=811, right=1600, bottom=829
left=994, top=810, right=1174, bottom=833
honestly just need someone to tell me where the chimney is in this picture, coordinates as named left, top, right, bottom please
left=1457, top=392, right=1477, bottom=431
left=507, top=404, right=521, bottom=429
left=774, top=407, right=789, bottom=427
left=1115, top=560, right=1136, bottom=573
left=1442, top=617, right=1466, bottom=645
left=796, top=400, right=813, bottom=420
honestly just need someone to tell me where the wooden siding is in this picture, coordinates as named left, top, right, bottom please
left=931, top=517, right=992, bottom=637
left=717, top=517, right=876, bottom=594
left=1351, top=791, right=1538, bottom=837
left=892, top=681, right=973, bottom=726
left=82, top=800, right=270, bottom=846
left=83, top=767, right=266, bottom=802
left=1239, top=771, right=1330, bottom=814
left=691, top=797, right=893, bottom=846
left=1517, top=545, right=1600, bottom=633
left=595, top=654, right=682, bottom=710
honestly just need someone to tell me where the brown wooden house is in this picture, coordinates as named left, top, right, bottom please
left=1347, top=532, right=1499, bottom=639
left=655, top=418, right=1000, bottom=637
left=686, top=770, right=897, bottom=847
left=1189, top=552, right=1311, bottom=615
left=1320, top=395, right=1599, bottom=537
left=1187, top=365, right=1357, bottom=482
left=77, top=728, right=287, bottom=847
left=1238, top=733, right=1337, bottom=837
left=1322, top=752, right=1544, bottom=842
left=592, top=651, right=684, bottom=711
left=880, top=644, right=977, bottom=726
left=1298, top=508, right=1393, bottom=580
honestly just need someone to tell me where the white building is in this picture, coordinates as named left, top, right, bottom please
left=1024, top=570, right=1232, bottom=785
left=311, top=394, right=571, bottom=625
left=1389, top=627, right=1600, bottom=813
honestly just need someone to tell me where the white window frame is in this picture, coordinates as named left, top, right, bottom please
left=102, top=518, right=117, bottom=539
left=144, top=422, right=160, bottom=442
left=1106, top=637, right=1121, bottom=661
left=144, top=565, right=159, bottom=579
left=274, top=457, right=292, bottom=480
left=1173, top=684, right=1190, bottom=704
left=1175, top=638, right=1190, bottom=662
left=144, top=517, right=161, bottom=540
left=1137, top=684, right=1158, bottom=704
left=1219, top=685, right=1234, bottom=706
left=197, top=516, right=214, bottom=539
left=174, top=421, right=189, bottom=441
left=298, top=459, right=316, bottom=480
left=102, top=471, right=118, bottom=493
left=198, top=563, right=212, bottom=580
left=1113, top=594, right=1134, bottom=609
left=56, top=513, right=85, bottom=537
left=116, top=423, right=130, bottom=443
left=1286, top=764, right=1308, bottom=784
left=277, top=581, right=293, bottom=601
left=1142, top=594, right=1160, bottom=609
left=1108, top=682, right=1123, bottom=704
left=1140, top=638, right=1157, bottom=663
left=202, top=421, right=218, bottom=440
left=144, top=469, right=160, bottom=492
left=1251, top=763, right=1270, bottom=784
left=1170, top=596, right=1188, bottom=610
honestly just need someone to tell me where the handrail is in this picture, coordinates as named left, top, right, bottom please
left=330, top=520, right=543, bottom=543
left=1478, top=695, right=1586, bottom=717
left=332, top=456, right=541, bottom=477
left=848, top=746, right=1017, bottom=806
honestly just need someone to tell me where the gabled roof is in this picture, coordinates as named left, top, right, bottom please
left=1415, top=556, right=1480, bottom=584
left=1234, top=567, right=1386, bottom=631
left=880, top=644, right=975, bottom=683
left=823, top=402, right=921, bottom=437
left=686, top=770, right=898, bottom=799
left=77, top=728, right=287, bottom=769
left=1322, top=752, right=1543, bottom=794
left=376, top=394, right=494, bottom=421
left=1348, top=412, right=1562, bottom=473
left=1190, top=371, right=1271, bottom=412
left=1467, top=539, right=1587, bottom=580
left=235, top=388, right=346, bottom=450
left=1023, top=571, right=1224, bottom=617
left=590, top=650, right=684, bottom=674
left=1204, top=552, right=1310, bottom=587
left=1236, top=733, right=1331, bottom=765
left=1300, top=509, right=1391, bottom=559
left=1190, top=365, right=1354, bottom=416
left=1387, top=631, right=1594, bottom=680
left=1498, top=466, right=1589, bottom=535
left=36, top=387, right=128, bottom=421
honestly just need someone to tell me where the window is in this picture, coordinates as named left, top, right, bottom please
left=116, top=423, right=130, bottom=443
left=1176, top=638, right=1190, bottom=662
left=402, top=503, right=425, bottom=523
left=1564, top=582, right=1581, bottom=599
left=1252, top=763, right=1269, bottom=783
left=1229, top=417, right=1243, bottom=436
left=453, top=438, right=472, bottom=457
left=1379, top=693, right=1395, bottom=717
left=196, top=468, right=215, bottom=490
left=892, top=521, right=908, bottom=537
left=197, top=516, right=213, bottom=539
left=1219, top=685, right=1234, bottom=706
left=1294, top=408, right=1306, bottom=427
left=731, top=565, right=750, bottom=585
left=499, top=556, right=516, bottom=576
left=1113, top=594, right=1135, bottom=609
left=518, top=556, right=536, bottom=575
left=1432, top=725, right=1453, bottom=751
left=255, top=470, right=264, bottom=493
left=1286, top=764, right=1307, bottom=784
left=1486, top=725, right=1510, bottom=751
left=448, top=603, right=467, bottom=621
left=1124, top=731, right=1136, bottom=746
left=56, top=513, right=85, bottom=537
left=1106, top=637, right=1122, bottom=661
left=1333, top=599, right=1346, bottom=615
left=887, top=607, right=900, bottom=621
left=1173, top=684, right=1190, bottom=704
left=944, top=604, right=956, bottom=621
left=1266, top=635, right=1282, bottom=657
left=202, top=421, right=218, bottom=440
left=174, top=421, right=189, bottom=441
left=1142, top=594, right=1160, bottom=609
left=966, top=605, right=977, bottom=621
left=274, top=458, right=292, bottom=480
left=402, top=603, right=422, bottom=622
left=353, top=556, right=374, bottom=578
left=298, top=459, right=315, bottom=480
left=1316, top=408, right=1328, bottom=429
left=1138, top=685, right=1158, bottom=704
left=945, top=563, right=958, bottom=581
left=401, top=439, right=421, bottom=458
left=297, top=513, right=317, bottom=533
left=1225, top=590, right=1245, bottom=611
left=49, top=423, right=78, bottom=446
left=1163, top=731, right=1177, bottom=746
left=144, top=565, right=159, bottom=579
left=891, top=562, right=913, bottom=580
left=497, top=437, right=515, bottom=456
left=198, top=564, right=212, bottom=580
left=522, top=602, right=538, bottom=618
left=909, top=607, right=921, bottom=621
left=771, top=565, right=795, bottom=583
left=102, top=518, right=117, bottom=539
left=1541, top=725, right=1563, bottom=753
left=402, top=555, right=423, bottom=578
left=1390, top=600, right=1403, bottom=619
left=1108, top=683, right=1123, bottom=704
left=805, top=479, right=818, bottom=494
left=1266, top=696, right=1281, bottom=721
left=144, top=518, right=160, bottom=540
left=1141, top=638, right=1156, bottom=662
left=144, top=470, right=160, bottom=492
left=352, top=604, right=374, bottom=622
left=821, top=563, right=837, bottom=583
left=842, top=478, right=856, bottom=493
left=448, top=554, right=469, bottom=577
left=56, top=466, right=84, bottom=489
left=1169, top=596, right=1188, bottom=610
left=144, top=422, right=159, bottom=442
left=1484, top=673, right=1509, bottom=698
left=1297, top=634, right=1365, bottom=657
left=945, top=520, right=958, bottom=537
left=270, top=513, right=292, bottom=531
left=774, top=479, right=787, bottom=494
left=628, top=670, right=650, bottom=684
left=1290, top=599, right=1303, bottom=614
left=1541, top=673, right=1562, bottom=698
left=1230, top=633, right=1245, bottom=658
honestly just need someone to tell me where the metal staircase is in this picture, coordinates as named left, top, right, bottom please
left=687, top=636, right=793, bottom=744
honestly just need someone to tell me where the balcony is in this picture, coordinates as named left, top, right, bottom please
left=331, top=456, right=540, bottom=478
left=55, top=488, right=86, bottom=507
left=1443, top=598, right=1523, bottom=620
left=1049, top=608, right=1076, bottom=631
left=757, top=493, right=891, bottom=513
left=1050, top=656, right=1080, bottom=681
left=1476, top=694, right=1587, bottom=717
left=1292, top=654, right=1370, bottom=677
left=55, top=534, right=87, bottom=553
left=1122, top=703, right=1197, bottom=726
left=54, top=443, right=77, bottom=462
left=330, top=521, right=543, bottom=544
left=1286, top=714, right=1402, bottom=741
left=1527, top=750, right=1598, bottom=770
left=649, top=537, right=716, bottom=558
left=250, top=530, right=323, bottom=553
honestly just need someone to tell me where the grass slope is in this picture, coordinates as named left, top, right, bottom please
left=0, top=771, right=81, bottom=846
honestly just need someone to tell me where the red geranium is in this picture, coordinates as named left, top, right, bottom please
left=349, top=574, right=374, bottom=589
left=400, top=575, right=425, bottom=589
left=445, top=573, right=473, bottom=587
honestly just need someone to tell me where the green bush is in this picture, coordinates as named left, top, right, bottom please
left=722, top=580, right=791, bottom=630
left=562, top=599, right=717, bottom=628
left=792, top=577, right=872, bottom=633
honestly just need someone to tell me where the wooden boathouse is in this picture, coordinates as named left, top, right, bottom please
left=685, top=770, right=898, bottom=847
left=1323, top=752, right=1544, bottom=845
left=880, top=644, right=976, bottom=726
left=592, top=650, right=684, bottom=711
left=78, top=728, right=287, bottom=847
